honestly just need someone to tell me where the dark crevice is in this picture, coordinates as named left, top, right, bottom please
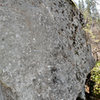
left=76, top=72, right=99, bottom=100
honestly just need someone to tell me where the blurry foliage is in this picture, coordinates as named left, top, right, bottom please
left=91, top=61, right=100, bottom=97
left=76, top=0, right=100, bottom=35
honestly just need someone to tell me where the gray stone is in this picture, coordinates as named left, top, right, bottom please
left=0, top=0, right=95, bottom=100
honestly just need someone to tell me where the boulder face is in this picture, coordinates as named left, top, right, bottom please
left=0, top=0, right=95, bottom=100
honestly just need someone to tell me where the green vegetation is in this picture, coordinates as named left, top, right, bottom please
left=91, top=61, right=100, bottom=97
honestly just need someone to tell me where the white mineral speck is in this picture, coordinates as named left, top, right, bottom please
left=47, top=65, right=51, bottom=68
left=5, top=32, right=8, bottom=35
left=38, top=94, right=41, bottom=96
left=16, top=34, right=20, bottom=38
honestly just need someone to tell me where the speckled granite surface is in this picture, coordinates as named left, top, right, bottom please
left=0, top=0, right=95, bottom=100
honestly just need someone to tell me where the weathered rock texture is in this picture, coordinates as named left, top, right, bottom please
left=0, top=0, right=95, bottom=100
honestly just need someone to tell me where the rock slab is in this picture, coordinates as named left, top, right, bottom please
left=0, top=0, right=95, bottom=100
